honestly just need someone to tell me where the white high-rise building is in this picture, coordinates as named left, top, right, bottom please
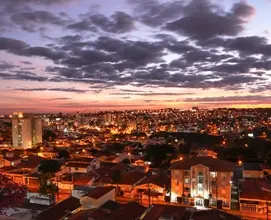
left=12, top=113, right=43, bottom=149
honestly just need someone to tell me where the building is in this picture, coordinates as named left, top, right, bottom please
left=242, top=163, right=264, bottom=179
left=170, top=156, right=234, bottom=209
left=12, top=113, right=42, bottom=149
left=239, top=178, right=271, bottom=218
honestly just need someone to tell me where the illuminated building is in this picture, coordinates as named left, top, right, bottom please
left=12, top=113, right=42, bottom=149
left=170, top=157, right=233, bottom=209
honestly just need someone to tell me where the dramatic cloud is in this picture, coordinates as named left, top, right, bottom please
left=11, top=10, right=70, bottom=32
left=164, top=0, right=255, bottom=39
left=0, top=0, right=271, bottom=111
left=185, top=95, right=271, bottom=102
left=130, top=0, right=184, bottom=27
left=15, top=88, right=87, bottom=93
left=68, top=11, right=135, bottom=33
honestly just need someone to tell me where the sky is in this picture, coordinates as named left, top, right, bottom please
left=1, top=0, right=271, bottom=113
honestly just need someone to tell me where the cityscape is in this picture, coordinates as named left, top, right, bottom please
left=1, top=0, right=271, bottom=219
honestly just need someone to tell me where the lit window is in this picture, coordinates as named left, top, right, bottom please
left=185, top=178, right=189, bottom=184
left=210, top=172, right=217, bottom=178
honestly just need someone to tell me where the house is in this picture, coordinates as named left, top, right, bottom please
left=20, top=155, right=45, bottom=172
left=0, top=152, right=21, bottom=167
left=65, top=157, right=100, bottom=173
left=134, top=172, right=170, bottom=204
left=243, top=163, right=264, bottom=179
left=58, top=171, right=99, bottom=191
left=139, top=204, right=187, bottom=220
left=36, top=197, right=81, bottom=220
left=239, top=178, right=271, bottom=218
left=140, top=204, right=241, bottom=220
left=170, top=156, right=234, bottom=209
left=189, top=209, right=241, bottom=220
left=110, top=171, right=146, bottom=198
left=104, top=202, right=145, bottom=220
left=80, top=186, right=116, bottom=209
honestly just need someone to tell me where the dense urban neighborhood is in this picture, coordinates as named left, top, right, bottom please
left=0, top=108, right=271, bottom=219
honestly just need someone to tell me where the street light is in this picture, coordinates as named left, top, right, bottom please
left=238, top=160, right=242, bottom=166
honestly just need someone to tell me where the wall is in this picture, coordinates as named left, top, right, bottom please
left=243, top=170, right=264, bottom=179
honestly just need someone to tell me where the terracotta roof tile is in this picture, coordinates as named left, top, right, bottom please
left=36, top=197, right=81, bottom=220
left=170, top=157, right=234, bottom=172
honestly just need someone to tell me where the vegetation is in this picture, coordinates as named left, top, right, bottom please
left=0, top=173, right=27, bottom=215
left=144, top=144, right=176, bottom=168
left=38, top=160, right=61, bottom=198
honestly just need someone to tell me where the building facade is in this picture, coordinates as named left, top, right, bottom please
left=170, top=157, right=234, bottom=209
left=12, top=113, right=42, bottom=148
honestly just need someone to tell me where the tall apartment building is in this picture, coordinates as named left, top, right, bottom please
left=12, top=113, right=42, bottom=149
left=170, top=157, right=234, bottom=209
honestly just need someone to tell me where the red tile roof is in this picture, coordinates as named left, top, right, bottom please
left=36, top=197, right=81, bottom=220
left=170, top=156, right=234, bottom=172
left=240, top=178, right=271, bottom=201
left=19, top=155, right=45, bottom=169
left=135, top=173, right=170, bottom=189
left=66, top=162, right=90, bottom=168
left=118, top=171, right=146, bottom=185
left=84, top=187, right=115, bottom=199
left=104, top=202, right=145, bottom=220
left=141, top=204, right=186, bottom=220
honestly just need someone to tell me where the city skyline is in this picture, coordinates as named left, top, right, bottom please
left=1, top=0, right=271, bottom=113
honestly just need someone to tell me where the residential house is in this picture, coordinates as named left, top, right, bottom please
left=65, top=157, right=100, bottom=173
left=36, top=197, right=81, bottom=220
left=239, top=178, right=271, bottom=218
left=134, top=172, right=170, bottom=204
left=170, top=156, right=234, bottom=209
left=243, top=163, right=264, bottom=179
left=0, top=152, right=21, bottom=167
left=110, top=171, right=146, bottom=198
left=80, top=186, right=116, bottom=209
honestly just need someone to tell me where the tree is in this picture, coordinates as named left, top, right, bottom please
left=57, top=150, right=70, bottom=160
left=112, top=170, right=122, bottom=196
left=38, top=160, right=61, bottom=198
left=43, top=129, right=56, bottom=141
left=0, top=173, right=27, bottom=215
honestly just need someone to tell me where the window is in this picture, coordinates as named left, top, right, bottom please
left=176, top=180, right=179, bottom=186
left=210, top=172, right=217, bottom=178
left=198, top=172, right=203, bottom=183
left=185, top=178, right=189, bottom=184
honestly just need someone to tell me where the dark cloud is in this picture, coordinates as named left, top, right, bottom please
left=46, top=97, right=72, bottom=101
left=130, top=0, right=184, bottom=27
left=199, top=36, right=271, bottom=57
left=15, top=88, right=87, bottom=93
left=11, top=10, right=70, bottom=32
left=164, top=0, right=255, bottom=39
left=0, top=72, right=47, bottom=82
left=20, top=61, right=32, bottom=65
left=68, top=11, right=135, bottom=33
left=111, top=92, right=194, bottom=96
left=0, top=37, right=28, bottom=51
left=185, top=95, right=271, bottom=102
left=0, top=61, right=16, bottom=70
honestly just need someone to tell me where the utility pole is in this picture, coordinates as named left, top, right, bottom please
left=148, top=181, right=151, bottom=207
left=266, top=200, right=269, bottom=220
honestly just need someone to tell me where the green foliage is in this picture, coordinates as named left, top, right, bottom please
left=38, top=160, right=60, bottom=198
left=39, top=160, right=61, bottom=174
left=144, top=144, right=175, bottom=168
left=57, top=150, right=70, bottom=160
left=43, top=129, right=57, bottom=141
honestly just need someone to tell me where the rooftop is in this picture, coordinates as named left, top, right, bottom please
left=170, top=156, right=234, bottom=172
left=84, top=186, right=115, bottom=199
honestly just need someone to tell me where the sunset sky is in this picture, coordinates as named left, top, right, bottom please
left=1, top=0, right=271, bottom=113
